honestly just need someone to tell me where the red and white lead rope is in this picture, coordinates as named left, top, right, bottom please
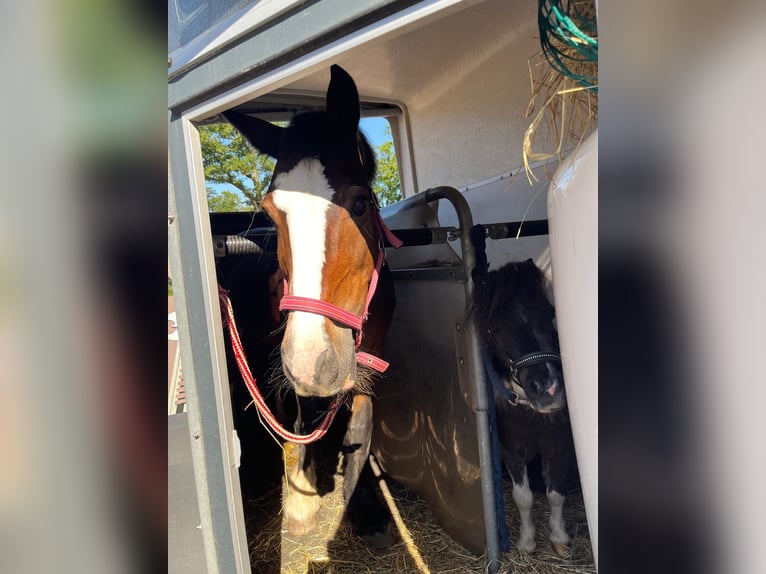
left=219, top=287, right=341, bottom=444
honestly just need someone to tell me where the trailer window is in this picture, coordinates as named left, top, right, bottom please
left=361, top=116, right=402, bottom=207
left=201, top=115, right=403, bottom=213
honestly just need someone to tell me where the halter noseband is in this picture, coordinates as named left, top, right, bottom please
left=278, top=209, right=402, bottom=373
left=483, top=336, right=562, bottom=407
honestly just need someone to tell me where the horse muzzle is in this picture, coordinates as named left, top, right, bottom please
left=280, top=318, right=356, bottom=397
left=526, top=379, right=567, bottom=414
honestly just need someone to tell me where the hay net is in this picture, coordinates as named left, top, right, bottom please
left=523, top=0, right=598, bottom=184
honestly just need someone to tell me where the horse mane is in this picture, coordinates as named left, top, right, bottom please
left=473, top=260, right=553, bottom=330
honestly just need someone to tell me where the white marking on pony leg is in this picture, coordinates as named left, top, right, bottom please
left=547, top=489, right=570, bottom=545
left=272, top=160, right=335, bottom=381
left=512, top=470, right=537, bottom=552
left=283, top=444, right=320, bottom=536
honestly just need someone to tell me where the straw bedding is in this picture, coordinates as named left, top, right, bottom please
left=243, top=458, right=595, bottom=574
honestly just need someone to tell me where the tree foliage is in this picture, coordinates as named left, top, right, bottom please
left=206, top=189, right=244, bottom=212
left=201, top=120, right=402, bottom=212
left=372, top=138, right=401, bottom=207
left=200, top=123, right=274, bottom=211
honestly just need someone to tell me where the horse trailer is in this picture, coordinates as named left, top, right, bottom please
left=168, top=1, right=597, bottom=572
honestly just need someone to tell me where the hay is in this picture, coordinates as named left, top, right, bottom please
left=522, top=0, right=598, bottom=185
left=243, top=459, right=595, bottom=574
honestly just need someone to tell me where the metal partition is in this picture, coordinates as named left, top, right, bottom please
left=372, top=187, right=548, bottom=572
left=373, top=187, right=500, bottom=565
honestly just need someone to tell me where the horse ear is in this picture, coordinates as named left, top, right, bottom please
left=327, top=65, right=360, bottom=135
left=222, top=111, right=283, bottom=158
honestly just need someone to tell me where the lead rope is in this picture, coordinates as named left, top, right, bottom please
left=219, top=287, right=341, bottom=444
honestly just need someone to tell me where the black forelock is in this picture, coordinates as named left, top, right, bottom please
left=475, top=260, right=554, bottom=331
left=504, top=261, right=551, bottom=309
left=275, top=111, right=376, bottom=188
left=281, top=111, right=330, bottom=158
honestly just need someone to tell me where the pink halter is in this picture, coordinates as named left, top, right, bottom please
left=279, top=212, right=402, bottom=373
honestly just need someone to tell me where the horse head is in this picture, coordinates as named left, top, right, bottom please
left=474, top=259, right=566, bottom=414
left=224, top=65, right=384, bottom=398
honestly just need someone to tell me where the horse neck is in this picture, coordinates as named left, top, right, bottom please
left=358, top=264, right=395, bottom=355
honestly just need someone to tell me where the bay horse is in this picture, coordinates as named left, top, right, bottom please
left=473, top=259, right=578, bottom=557
left=222, top=65, right=397, bottom=544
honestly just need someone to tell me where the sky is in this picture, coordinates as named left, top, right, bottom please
left=360, top=116, right=392, bottom=148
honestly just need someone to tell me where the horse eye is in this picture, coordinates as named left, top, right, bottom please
left=351, top=197, right=368, bottom=217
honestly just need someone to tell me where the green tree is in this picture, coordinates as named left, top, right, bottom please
left=372, top=128, right=401, bottom=207
left=206, top=188, right=244, bottom=212
left=200, top=123, right=275, bottom=211
left=201, top=120, right=402, bottom=210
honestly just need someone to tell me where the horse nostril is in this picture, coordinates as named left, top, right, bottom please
left=531, top=379, right=546, bottom=395
left=315, top=350, right=339, bottom=382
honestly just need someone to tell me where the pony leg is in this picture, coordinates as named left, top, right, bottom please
left=541, top=455, right=571, bottom=556
left=283, top=400, right=320, bottom=535
left=342, top=394, right=393, bottom=547
left=546, top=489, right=570, bottom=556
left=508, top=463, right=537, bottom=552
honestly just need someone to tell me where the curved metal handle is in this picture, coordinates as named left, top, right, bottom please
left=423, top=186, right=503, bottom=570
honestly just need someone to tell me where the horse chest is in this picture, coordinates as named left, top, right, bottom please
left=496, top=402, right=572, bottom=461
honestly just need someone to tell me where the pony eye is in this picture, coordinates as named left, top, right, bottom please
left=351, top=197, right=368, bottom=217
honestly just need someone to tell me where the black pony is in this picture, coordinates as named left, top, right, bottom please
left=473, top=259, right=577, bottom=557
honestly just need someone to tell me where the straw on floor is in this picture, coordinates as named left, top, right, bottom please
left=244, top=457, right=595, bottom=574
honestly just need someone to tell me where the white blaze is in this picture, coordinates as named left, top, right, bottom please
left=271, top=160, right=335, bottom=365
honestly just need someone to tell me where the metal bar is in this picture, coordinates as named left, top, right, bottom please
left=422, top=186, right=501, bottom=574
left=209, top=218, right=548, bottom=258
left=168, top=115, right=251, bottom=574
left=390, top=265, right=465, bottom=282
left=382, top=226, right=454, bottom=246
left=168, top=0, right=420, bottom=113
left=241, top=225, right=456, bottom=247
left=484, top=219, right=549, bottom=239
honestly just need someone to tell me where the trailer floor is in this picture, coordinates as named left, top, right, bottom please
left=242, top=460, right=595, bottom=574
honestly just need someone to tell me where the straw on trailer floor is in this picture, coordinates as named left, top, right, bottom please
left=243, top=459, right=595, bottom=574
